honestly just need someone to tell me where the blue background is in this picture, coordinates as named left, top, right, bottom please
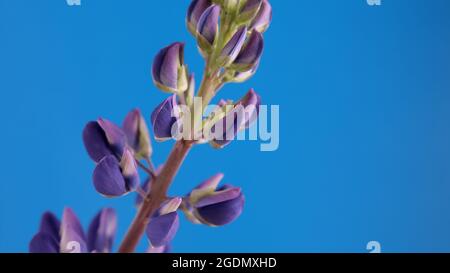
left=1, top=0, right=450, bottom=253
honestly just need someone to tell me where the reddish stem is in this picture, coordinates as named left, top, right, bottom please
left=118, top=140, right=193, bottom=253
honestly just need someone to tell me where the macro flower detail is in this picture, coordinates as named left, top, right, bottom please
left=209, top=89, right=261, bottom=148
left=93, top=148, right=140, bottom=197
left=151, top=94, right=182, bottom=141
left=183, top=173, right=245, bottom=226
left=33, top=0, right=272, bottom=254
left=83, top=118, right=127, bottom=163
left=30, top=208, right=117, bottom=253
left=231, top=30, right=264, bottom=71
left=152, top=42, right=189, bottom=94
left=187, top=0, right=212, bottom=36
left=146, top=198, right=182, bottom=247
left=123, top=109, right=152, bottom=160
left=196, top=4, right=221, bottom=52
left=249, top=0, right=272, bottom=33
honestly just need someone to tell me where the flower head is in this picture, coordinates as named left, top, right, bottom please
left=187, top=0, right=213, bottom=35
left=146, top=198, right=182, bottom=247
left=151, top=95, right=182, bottom=141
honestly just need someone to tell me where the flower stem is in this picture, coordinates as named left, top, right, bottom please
left=118, top=140, right=193, bottom=253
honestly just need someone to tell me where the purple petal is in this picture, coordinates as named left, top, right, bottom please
left=60, top=208, right=87, bottom=253
left=241, top=0, right=263, bottom=14
left=197, top=5, right=220, bottom=45
left=123, top=108, right=152, bottom=159
left=221, top=27, right=247, bottom=63
left=120, top=148, right=140, bottom=192
left=93, top=155, right=128, bottom=197
left=146, top=212, right=180, bottom=247
left=29, top=232, right=60, bottom=253
left=147, top=244, right=171, bottom=253
left=82, top=121, right=114, bottom=163
left=233, top=31, right=264, bottom=67
left=196, top=192, right=245, bottom=226
left=193, top=173, right=224, bottom=191
left=187, top=0, right=212, bottom=33
left=38, top=212, right=61, bottom=243
left=250, top=0, right=272, bottom=33
left=97, top=118, right=126, bottom=158
left=151, top=95, right=180, bottom=140
left=153, top=42, right=184, bottom=91
left=237, top=88, right=261, bottom=128
left=87, top=208, right=117, bottom=253
left=195, top=187, right=242, bottom=208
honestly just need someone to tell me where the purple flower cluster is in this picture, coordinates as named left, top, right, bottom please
left=30, top=0, right=272, bottom=253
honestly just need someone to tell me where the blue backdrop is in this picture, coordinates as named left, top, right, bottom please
left=1, top=0, right=450, bottom=253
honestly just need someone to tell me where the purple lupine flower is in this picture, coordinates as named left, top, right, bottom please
left=87, top=208, right=117, bottom=253
left=196, top=5, right=221, bottom=48
left=231, top=31, right=264, bottom=71
left=210, top=89, right=261, bottom=148
left=146, top=198, right=181, bottom=247
left=152, top=42, right=189, bottom=94
left=83, top=118, right=127, bottom=163
left=249, top=0, right=272, bottom=33
left=151, top=94, right=182, bottom=141
left=220, top=27, right=248, bottom=66
left=30, top=208, right=117, bottom=253
left=93, top=148, right=140, bottom=197
left=187, top=0, right=213, bottom=35
left=184, top=173, right=245, bottom=226
left=123, top=109, right=152, bottom=160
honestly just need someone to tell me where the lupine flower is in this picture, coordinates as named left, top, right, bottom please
left=29, top=208, right=117, bottom=253
left=151, top=94, right=181, bottom=141
left=146, top=198, right=181, bottom=247
left=210, top=89, right=261, bottom=148
left=152, top=42, right=189, bottom=94
left=93, top=148, right=140, bottom=197
left=123, top=109, right=152, bottom=160
left=231, top=30, right=264, bottom=71
left=249, top=0, right=272, bottom=33
left=183, top=173, right=245, bottom=226
left=83, top=118, right=127, bottom=163
left=187, top=0, right=213, bottom=36
left=196, top=5, right=221, bottom=50
left=238, top=0, right=263, bottom=23
left=219, top=27, right=248, bottom=66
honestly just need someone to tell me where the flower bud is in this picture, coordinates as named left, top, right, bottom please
left=83, top=118, right=126, bottom=163
left=187, top=0, right=213, bottom=36
left=222, top=0, right=240, bottom=11
left=93, top=148, right=139, bottom=197
left=210, top=89, right=261, bottom=148
left=123, top=109, right=152, bottom=160
left=185, top=174, right=245, bottom=226
left=227, top=61, right=259, bottom=83
left=231, top=30, right=264, bottom=71
left=249, top=0, right=272, bottom=33
left=196, top=5, right=221, bottom=52
left=219, top=27, right=247, bottom=67
left=152, top=42, right=189, bottom=94
left=151, top=95, right=182, bottom=141
left=87, top=208, right=117, bottom=253
left=146, top=198, right=181, bottom=247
